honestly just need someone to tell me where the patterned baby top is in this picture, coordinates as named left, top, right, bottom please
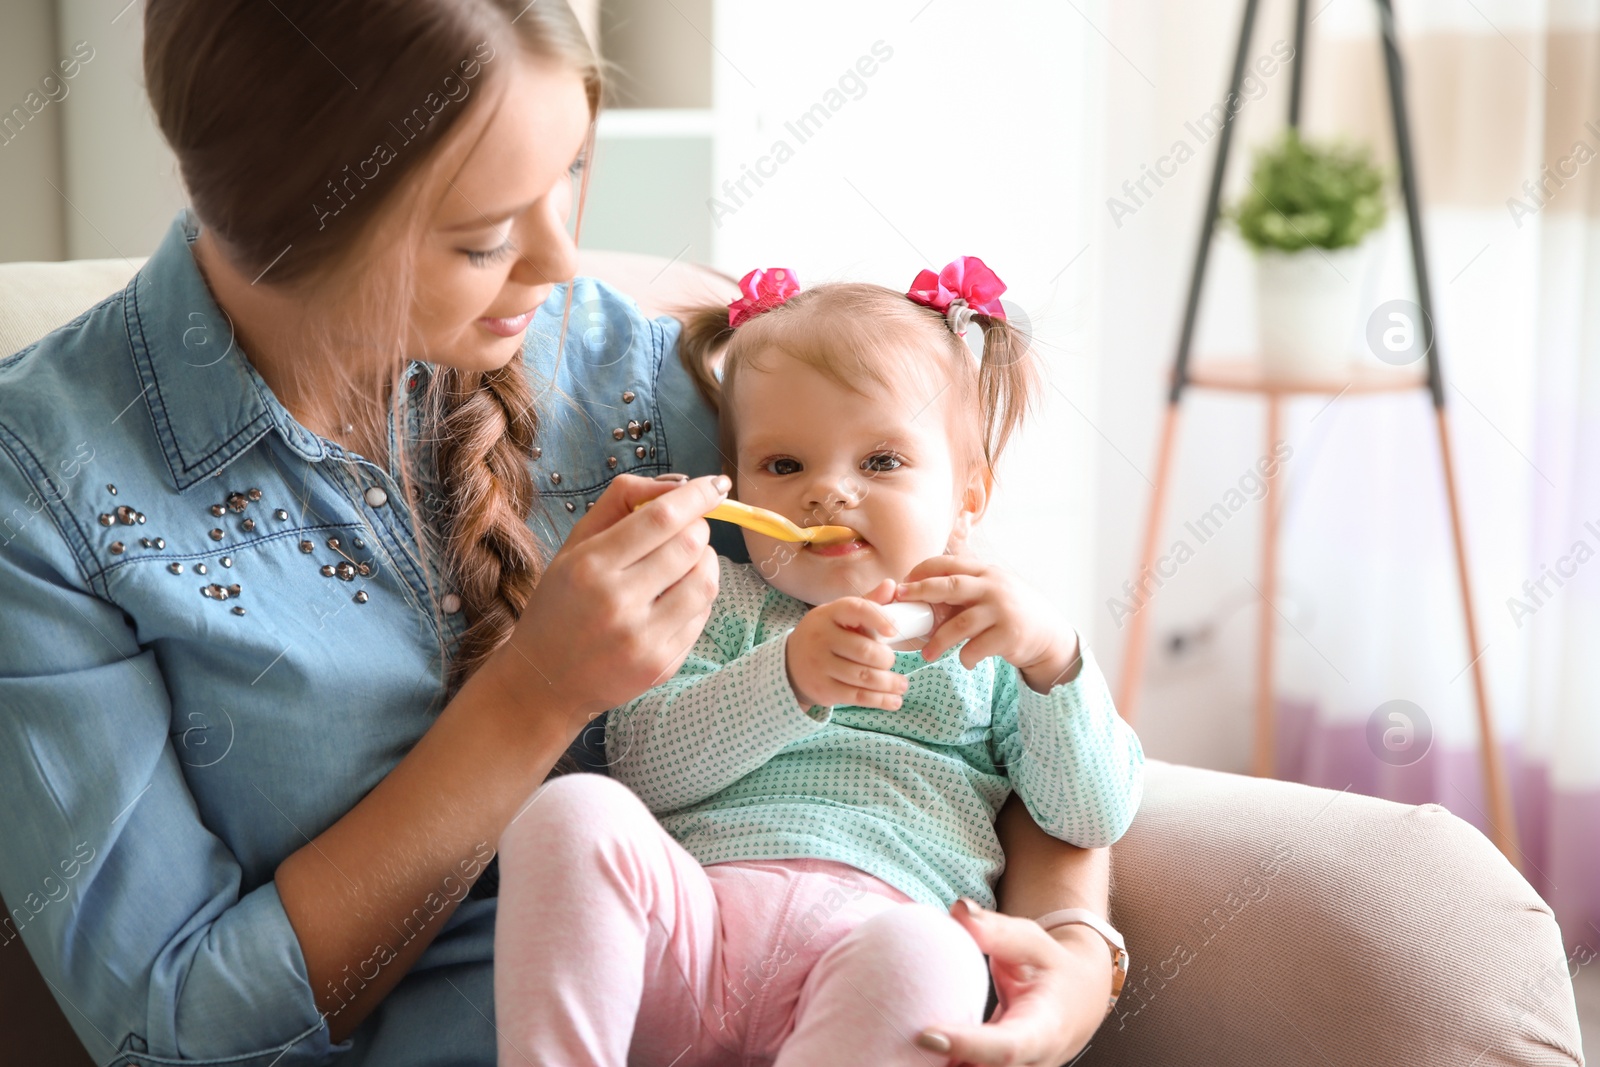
left=605, top=557, right=1146, bottom=910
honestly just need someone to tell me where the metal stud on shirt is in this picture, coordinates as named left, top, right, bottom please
left=549, top=472, right=562, bottom=485
left=364, top=486, right=388, bottom=508
left=441, top=593, right=462, bottom=614
left=220, top=557, right=232, bottom=567
left=622, top=390, right=635, bottom=403
left=299, top=540, right=314, bottom=553
left=354, top=590, right=368, bottom=604
left=564, top=501, right=575, bottom=512
left=209, top=529, right=224, bottom=541
left=612, top=428, right=625, bottom=440
left=274, top=509, right=288, bottom=521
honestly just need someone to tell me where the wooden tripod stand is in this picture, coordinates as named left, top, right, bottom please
left=1115, top=0, right=1521, bottom=867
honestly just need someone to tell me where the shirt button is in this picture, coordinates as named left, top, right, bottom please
left=364, top=486, right=389, bottom=508
left=441, top=593, right=462, bottom=614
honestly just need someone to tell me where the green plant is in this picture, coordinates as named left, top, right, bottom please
left=1228, top=129, right=1387, bottom=252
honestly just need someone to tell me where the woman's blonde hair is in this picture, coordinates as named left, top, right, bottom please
left=146, top=0, right=603, bottom=774
left=677, top=281, right=1041, bottom=484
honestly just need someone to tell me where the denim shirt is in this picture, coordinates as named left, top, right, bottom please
left=0, top=209, right=726, bottom=1066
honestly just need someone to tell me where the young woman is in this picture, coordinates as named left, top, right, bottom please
left=0, top=2, right=1120, bottom=1064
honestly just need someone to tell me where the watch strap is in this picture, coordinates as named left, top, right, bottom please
left=1035, top=907, right=1128, bottom=1015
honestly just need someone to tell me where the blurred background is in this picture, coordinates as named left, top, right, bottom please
left=1, top=0, right=1594, bottom=1027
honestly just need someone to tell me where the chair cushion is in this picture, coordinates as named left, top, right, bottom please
left=1086, top=759, right=1583, bottom=1066
left=0, top=258, right=146, bottom=359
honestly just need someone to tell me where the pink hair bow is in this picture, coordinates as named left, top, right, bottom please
left=905, top=256, right=1007, bottom=336
left=728, top=267, right=800, bottom=327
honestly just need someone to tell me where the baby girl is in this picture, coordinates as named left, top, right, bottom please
left=493, top=258, right=1144, bottom=1066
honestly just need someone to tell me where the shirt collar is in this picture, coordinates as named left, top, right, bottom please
left=126, top=209, right=432, bottom=493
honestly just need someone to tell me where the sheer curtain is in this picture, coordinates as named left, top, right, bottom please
left=1267, top=0, right=1600, bottom=955
left=1096, top=0, right=1597, bottom=956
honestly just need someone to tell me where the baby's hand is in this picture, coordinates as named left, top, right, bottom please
left=786, top=579, right=909, bottom=711
left=897, top=556, right=1082, bottom=694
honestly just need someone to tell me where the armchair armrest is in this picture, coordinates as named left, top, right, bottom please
left=1086, top=760, right=1583, bottom=1066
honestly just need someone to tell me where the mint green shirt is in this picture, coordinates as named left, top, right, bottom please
left=605, top=557, right=1146, bottom=911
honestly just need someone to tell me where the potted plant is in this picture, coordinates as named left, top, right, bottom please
left=1227, top=129, right=1388, bottom=379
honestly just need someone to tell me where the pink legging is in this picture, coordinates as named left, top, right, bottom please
left=493, top=773, right=990, bottom=1066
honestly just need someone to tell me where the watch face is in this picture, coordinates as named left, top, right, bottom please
left=1107, top=947, right=1129, bottom=1013
left=1036, top=911, right=1129, bottom=1016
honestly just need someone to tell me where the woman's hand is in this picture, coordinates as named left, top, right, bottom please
left=785, top=579, right=907, bottom=710
left=488, top=472, right=730, bottom=727
left=897, top=556, right=1083, bottom=694
left=916, top=898, right=1113, bottom=1066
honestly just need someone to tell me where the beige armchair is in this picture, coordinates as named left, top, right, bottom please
left=0, top=252, right=1584, bottom=1066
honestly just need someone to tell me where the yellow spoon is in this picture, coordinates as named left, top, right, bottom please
left=634, top=497, right=859, bottom=546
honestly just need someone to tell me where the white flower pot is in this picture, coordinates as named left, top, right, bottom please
left=1255, top=242, right=1374, bottom=380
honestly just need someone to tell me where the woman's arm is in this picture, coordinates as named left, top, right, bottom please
left=274, top=651, right=574, bottom=1045
left=994, top=787, right=1110, bottom=919
left=914, top=793, right=1116, bottom=1065
left=276, top=472, right=730, bottom=1044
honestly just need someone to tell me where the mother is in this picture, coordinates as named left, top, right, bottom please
left=0, top=1, right=1118, bottom=1064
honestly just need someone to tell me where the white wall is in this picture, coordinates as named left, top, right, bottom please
left=1094, top=0, right=1374, bottom=770
left=54, top=0, right=185, bottom=262
left=709, top=0, right=1106, bottom=631
left=0, top=0, right=1109, bottom=636
left=0, top=0, right=184, bottom=263
left=0, top=0, right=67, bottom=261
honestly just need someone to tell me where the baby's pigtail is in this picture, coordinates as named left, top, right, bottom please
left=973, top=313, right=1042, bottom=473
left=675, top=304, right=737, bottom=414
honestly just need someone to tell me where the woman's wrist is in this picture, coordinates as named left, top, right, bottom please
left=1046, top=921, right=1111, bottom=969
left=1044, top=919, right=1120, bottom=1010
left=468, top=641, right=586, bottom=740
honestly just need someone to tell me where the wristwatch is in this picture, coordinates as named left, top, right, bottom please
left=1035, top=907, right=1128, bottom=1016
